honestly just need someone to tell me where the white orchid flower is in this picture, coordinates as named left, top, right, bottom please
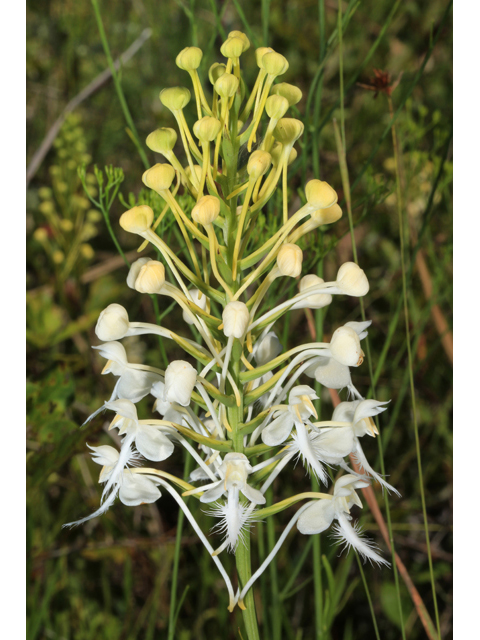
left=199, top=452, right=266, bottom=554
left=297, top=474, right=389, bottom=566
left=63, top=444, right=161, bottom=527
left=261, top=385, right=327, bottom=483
left=311, top=399, right=400, bottom=495
left=105, top=399, right=175, bottom=462
left=304, top=321, right=371, bottom=397
left=84, top=341, right=162, bottom=423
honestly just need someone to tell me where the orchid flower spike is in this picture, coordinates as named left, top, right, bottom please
left=297, top=474, right=390, bottom=566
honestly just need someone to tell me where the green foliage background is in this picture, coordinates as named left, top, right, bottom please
left=26, top=1, right=452, bottom=638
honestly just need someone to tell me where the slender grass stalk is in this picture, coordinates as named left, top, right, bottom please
left=388, top=95, right=442, bottom=639
left=261, top=0, right=271, bottom=46
left=90, top=0, right=149, bottom=169
left=266, top=487, right=282, bottom=640
left=356, top=556, right=381, bottom=640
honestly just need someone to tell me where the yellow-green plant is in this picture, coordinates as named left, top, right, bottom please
left=65, top=34, right=397, bottom=638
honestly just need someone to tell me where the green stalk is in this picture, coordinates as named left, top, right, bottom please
left=91, top=0, right=149, bottom=169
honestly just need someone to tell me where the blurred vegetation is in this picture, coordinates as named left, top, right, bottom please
left=26, top=0, right=452, bottom=638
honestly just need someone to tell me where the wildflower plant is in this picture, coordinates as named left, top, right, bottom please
left=66, top=33, right=398, bottom=635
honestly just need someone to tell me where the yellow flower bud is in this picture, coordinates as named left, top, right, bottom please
left=273, top=118, right=304, bottom=146
left=311, top=203, right=342, bottom=225
left=336, top=262, right=369, bottom=297
left=134, top=260, right=166, bottom=294
left=228, top=31, right=250, bottom=52
left=271, top=82, right=302, bottom=106
left=160, top=86, right=191, bottom=112
left=222, top=301, right=250, bottom=338
left=142, top=163, right=176, bottom=193
left=277, top=243, right=303, bottom=277
left=305, top=179, right=338, bottom=209
left=247, top=150, right=272, bottom=179
left=60, top=219, right=74, bottom=232
left=208, top=62, right=227, bottom=85
left=266, top=95, right=289, bottom=120
left=176, top=46, right=203, bottom=71
left=191, top=195, right=220, bottom=226
left=146, top=128, right=177, bottom=154
left=214, top=72, right=239, bottom=99
left=120, top=205, right=154, bottom=234
left=80, top=243, right=95, bottom=260
left=255, top=47, right=274, bottom=67
left=261, top=51, right=289, bottom=76
left=221, top=36, right=245, bottom=59
left=270, top=142, right=297, bottom=167
left=52, top=250, right=64, bottom=264
left=33, top=228, right=49, bottom=243
left=193, top=116, right=222, bottom=142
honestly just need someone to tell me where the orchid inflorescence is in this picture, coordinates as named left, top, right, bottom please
left=67, top=32, right=398, bottom=613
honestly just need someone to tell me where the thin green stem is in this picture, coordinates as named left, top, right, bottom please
left=90, top=0, right=149, bottom=169
left=356, top=556, right=381, bottom=640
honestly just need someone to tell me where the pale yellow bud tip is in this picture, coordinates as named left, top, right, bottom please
left=142, top=163, right=176, bottom=193
left=134, top=260, right=166, bottom=294
left=120, top=205, right=154, bottom=235
left=222, top=301, right=250, bottom=339
left=277, top=243, right=303, bottom=277
left=336, top=262, right=369, bottom=296
left=192, top=195, right=221, bottom=226
left=176, top=46, right=203, bottom=71
left=305, top=179, right=338, bottom=209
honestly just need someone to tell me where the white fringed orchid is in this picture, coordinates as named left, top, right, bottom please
left=66, top=34, right=397, bottom=617
left=200, top=453, right=266, bottom=553
left=312, top=399, right=400, bottom=495
left=64, top=444, right=161, bottom=527
left=297, top=474, right=390, bottom=566
left=261, top=385, right=327, bottom=483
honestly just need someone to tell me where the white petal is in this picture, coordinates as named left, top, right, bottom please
left=353, top=399, right=389, bottom=424
left=105, top=398, right=138, bottom=421
left=261, top=413, right=294, bottom=446
left=116, top=369, right=161, bottom=403
left=313, top=356, right=352, bottom=390
left=87, top=444, right=119, bottom=467
left=200, top=481, right=226, bottom=503
left=136, top=425, right=174, bottom=462
left=297, top=500, right=335, bottom=535
left=241, top=484, right=266, bottom=505
left=93, top=341, right=128, bottom=366
left=315, top=427, right=355, bottom=458
left=119, top=473, right=161, bottom=506
left=345, top=320, right=372, bottom=339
